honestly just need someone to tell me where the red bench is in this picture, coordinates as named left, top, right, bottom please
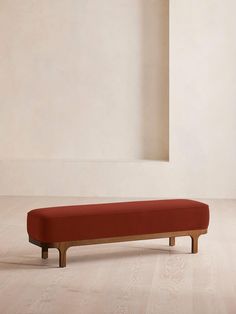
left=27, top=199, right=209, bottom=267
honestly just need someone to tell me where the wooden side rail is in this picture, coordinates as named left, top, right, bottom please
left=29, top=229, right=207, bottom=268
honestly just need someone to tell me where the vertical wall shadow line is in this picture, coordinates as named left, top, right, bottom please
left=141, top=0, right=169, bottom=160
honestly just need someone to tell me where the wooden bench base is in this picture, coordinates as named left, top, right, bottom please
left=29, top=229, right=207, bottom=268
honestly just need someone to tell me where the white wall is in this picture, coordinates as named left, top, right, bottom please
left=0, top=0, right=236, bottom=198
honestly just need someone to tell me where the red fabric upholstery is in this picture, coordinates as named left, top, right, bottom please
left=27, top=199, right=209, bottom=243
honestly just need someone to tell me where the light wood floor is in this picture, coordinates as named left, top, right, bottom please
left=0, top=197, right=235, bottom=314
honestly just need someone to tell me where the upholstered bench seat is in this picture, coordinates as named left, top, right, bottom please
left=27, top=199, right=209, bottom=268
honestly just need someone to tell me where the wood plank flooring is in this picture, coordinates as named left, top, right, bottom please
left=0, top=197, right=235, bottom=314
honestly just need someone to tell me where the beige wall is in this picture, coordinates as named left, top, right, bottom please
left=1, top=0, right=236, bottom=198
left=0, top=0, right=168, bottom=161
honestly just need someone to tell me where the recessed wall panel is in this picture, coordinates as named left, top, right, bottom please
left=0, top=0, right=169, bottom=161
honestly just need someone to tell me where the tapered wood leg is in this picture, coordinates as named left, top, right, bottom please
left=191, top=234, right=199, bottom=253
left=169, top=237, right=175, bottom=246
left=58, top=246, right=67, bottom=268
left=41, top=247, right=48, bottom=259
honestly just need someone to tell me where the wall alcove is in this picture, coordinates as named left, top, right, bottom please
left=1, top=0, right=169, bottom=161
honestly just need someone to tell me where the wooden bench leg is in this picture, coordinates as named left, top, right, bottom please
left=190, top=234, right=200, bottom=254
left=169, top=237, right=175, bottom=246
left=41, top=247, right=48, bottom=259
left=29, top=228, right=207, bottom=268
left=58, top=245, right=68, bottom=268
